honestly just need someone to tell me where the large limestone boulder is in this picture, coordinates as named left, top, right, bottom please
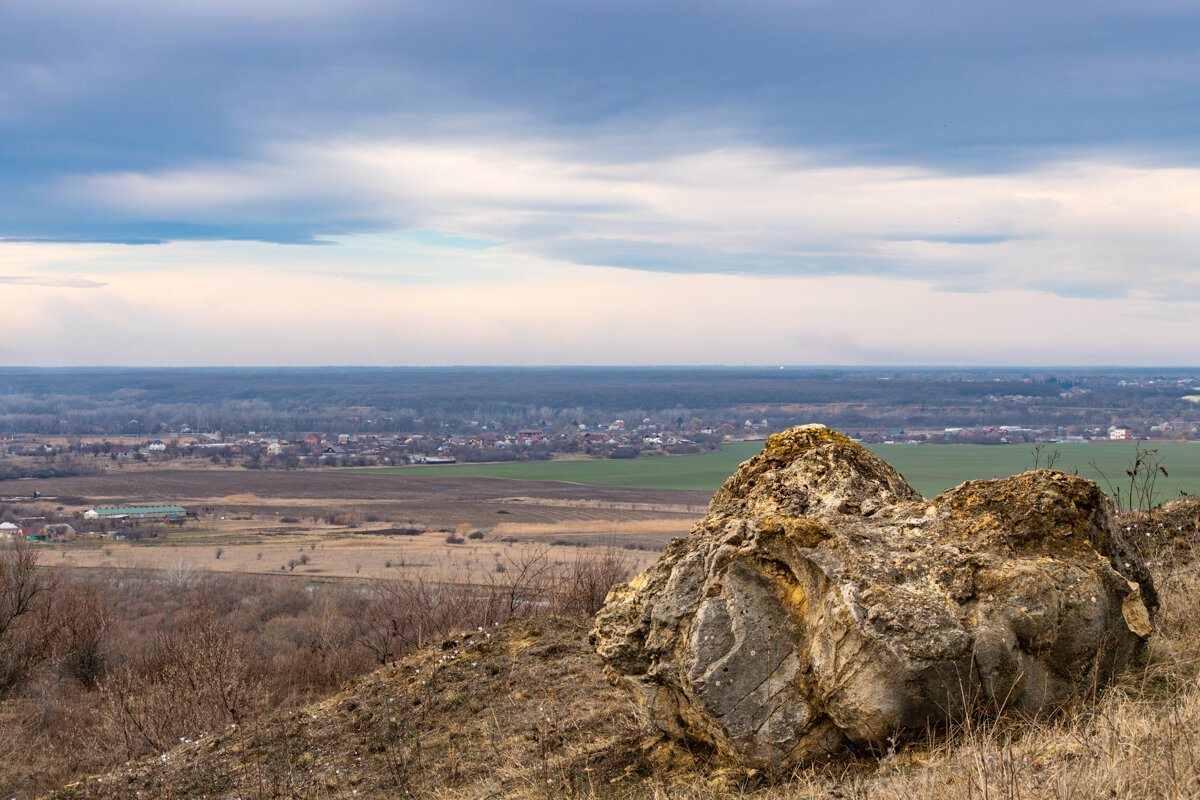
left=591, top=425, right=1158, bottom=769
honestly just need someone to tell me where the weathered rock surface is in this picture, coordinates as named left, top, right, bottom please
left=591, top=425, right=1158, bottom=769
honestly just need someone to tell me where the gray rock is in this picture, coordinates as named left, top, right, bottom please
left=591, top=424, right=1157, bottom=769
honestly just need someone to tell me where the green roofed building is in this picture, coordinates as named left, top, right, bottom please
left=83, top=505, right=186, bottom=520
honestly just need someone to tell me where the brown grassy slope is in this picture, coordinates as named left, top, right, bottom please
left=47, top=617, right=652, bottom=800
left=46, top=526, right=1200, bottom=800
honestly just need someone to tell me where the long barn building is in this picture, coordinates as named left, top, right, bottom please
left=83, top=505, right=186, bottom=520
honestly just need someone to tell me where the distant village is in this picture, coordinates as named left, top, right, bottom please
left=4, top=368, right=1200, bottom=491
left=1, top=416, right=741, bottom=472
left=3, top=410, right=1197, bottom=476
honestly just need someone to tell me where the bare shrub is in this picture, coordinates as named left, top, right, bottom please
left=0, top=539, right=56, bottom=694
left=287, top=592, right=366, bottom=689
left=162, top=559, right=197, bottom=590
left=0, top=566, right=386, bottom=797
left=355, top=546, right=576, bottom=666
left=53, top=583, right=111, bottom=688
left=357, top=572, right=492, bottom=664
left=97, top=599, right=266, bottom=759
left=489, top=543, right=557, bottom=617
left=554, top=547, right=633, bottom=617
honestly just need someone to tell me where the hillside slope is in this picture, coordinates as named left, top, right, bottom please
left=49, top=617, right=663, bottom=799
left=45, top=500, right=1200, bottom=800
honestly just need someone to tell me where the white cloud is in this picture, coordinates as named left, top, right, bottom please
left=58, top=138, right=1200, bottom=301
left=5, top=237, right=1200, bottom=366
left=14, top=134, right=1200, bottom=365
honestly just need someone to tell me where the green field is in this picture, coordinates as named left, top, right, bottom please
left=866, top=443, right=1200, bottom=503
left=363, top=446, right=767, bottom=491
left=362, top=441, right=1200, bottom=504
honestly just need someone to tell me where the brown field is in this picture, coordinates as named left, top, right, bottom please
left=19, top=468, right=709, bottom=581
left=25, top=467, right=710, bottom=522
left=52, top=527, right=670, bottom=582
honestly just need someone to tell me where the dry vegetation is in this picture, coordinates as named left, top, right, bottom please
left=54, top=530, right=666, bottom=585
left=7, top=501, right=1200, bottom=799
left=0, top=540, right=633, bottom=799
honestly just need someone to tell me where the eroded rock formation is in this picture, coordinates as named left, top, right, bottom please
left=591, top=425, right=1158, bottom=768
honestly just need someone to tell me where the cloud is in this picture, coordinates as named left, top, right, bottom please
left=5, top=1, right=1200, bottom=198
left=36, top=138, right=1200, bottom=300
left=0, top=275, right=105, bottom=288
left=8, top=251, right=1200, bottom=366
left=6, top=0, right=1200, bottom=364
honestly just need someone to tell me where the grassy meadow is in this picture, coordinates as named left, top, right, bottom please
left=365, top=445, right=767, bottom=490
left=365, top=441, right=1200, bottom=503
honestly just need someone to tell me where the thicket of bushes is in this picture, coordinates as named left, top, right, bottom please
left=0, top=540, right=631, bottom=798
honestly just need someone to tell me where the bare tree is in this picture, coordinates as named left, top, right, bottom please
left=0, top=538, right=55, bottom=693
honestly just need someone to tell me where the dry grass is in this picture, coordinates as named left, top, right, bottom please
left=49, top=617, right=645, bottom=800
left=0, top=540, right=636, bottom=800
left=52, top=533, right=663, bottom=584
left=491, top=519, right=691, bottom=536
left=23, top=501, right=1200, bottom=800
left=37, top=558, right=1200, bottom=800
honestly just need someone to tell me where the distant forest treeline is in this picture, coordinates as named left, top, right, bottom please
left=0, top=366, right=1196, bottom=435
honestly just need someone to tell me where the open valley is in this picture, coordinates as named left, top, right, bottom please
left=17, top=469, right=709, bottom=582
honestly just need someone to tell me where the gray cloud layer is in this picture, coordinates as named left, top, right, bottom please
left=5, top=0, right=1200, bottom=246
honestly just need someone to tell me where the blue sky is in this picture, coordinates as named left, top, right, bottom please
left=4, top=0, right=1200, bottom=365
